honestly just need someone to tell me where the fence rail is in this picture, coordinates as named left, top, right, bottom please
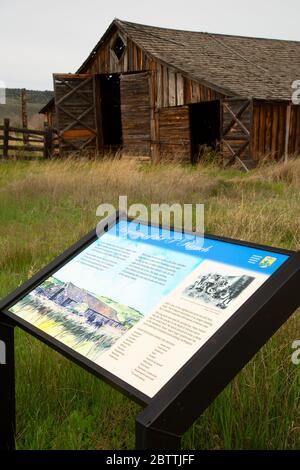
left=0, top=118, right=58, bottom=160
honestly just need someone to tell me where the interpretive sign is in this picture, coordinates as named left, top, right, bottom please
left=4, top=219, right=292, bottom=397
left=1, top=212, right=300, bottom=449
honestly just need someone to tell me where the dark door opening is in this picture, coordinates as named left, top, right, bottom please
left=189, top=100, right=220, bottom=163
left=99, top=74, right=122, bottom=146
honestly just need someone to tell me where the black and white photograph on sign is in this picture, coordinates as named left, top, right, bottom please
left=183, top=270, right=255, bottom=310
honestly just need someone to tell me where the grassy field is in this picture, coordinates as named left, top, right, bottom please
left=0, top=158, right=300, bottom=449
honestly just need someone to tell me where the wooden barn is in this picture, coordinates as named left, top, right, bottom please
left=40, top=19, right=300, bottom=168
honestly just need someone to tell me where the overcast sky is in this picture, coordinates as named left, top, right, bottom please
left=1, top=0, right=300, bottom=90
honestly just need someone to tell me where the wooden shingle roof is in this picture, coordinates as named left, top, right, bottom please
left=114, top=19, right=300, bottom=101
left=40, top=19, right=300, bottom=114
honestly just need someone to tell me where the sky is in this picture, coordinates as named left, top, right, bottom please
left=1, top=0, right=300, bottom=90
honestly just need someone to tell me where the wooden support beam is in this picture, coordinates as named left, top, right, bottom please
left=223, top=102, right=250, bottom=136
left=55, top=77, right=93, bottom=106
left=223, top=100, right=251, bottom=136
left=222, top=140, right=250, bottom=172
left=53, top=73, right=91, bottom=80
left=58, top=104, right=96, bottom=135
left=149, top=63, right=160, bottom=163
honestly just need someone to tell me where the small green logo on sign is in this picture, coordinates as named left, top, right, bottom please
left=259, top=256, right=277, bottom=269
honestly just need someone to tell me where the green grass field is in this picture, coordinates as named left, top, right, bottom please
left=0, top=158, right=300, bottom=449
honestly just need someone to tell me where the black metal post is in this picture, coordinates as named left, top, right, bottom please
left=135, top=416, right=182, bottom=450
left=0, top=318, right=16, bottom=450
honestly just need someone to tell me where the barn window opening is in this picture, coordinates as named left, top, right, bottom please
left=99, top=73, right=122, bottom=146
left=189, top=100, right=220, bottom=163
left=112, top=36, right=125, bottom=60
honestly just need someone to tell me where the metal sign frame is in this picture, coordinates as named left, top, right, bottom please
left=1, top=211, right=299, bottom=450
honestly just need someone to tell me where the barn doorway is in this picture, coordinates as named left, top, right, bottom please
left=99, top=74, right=122, bottom=147
left=189, top=100, right=220, bottom=163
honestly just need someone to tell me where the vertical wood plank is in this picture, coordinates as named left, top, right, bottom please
left=294, top=106, right=300, bottom=154
left=169, top=70, right=176, bottom=106
left=156, top=65, right=162, bottom=108
left=136, top=47, right=141, bottom=71
left=265, top=104, right=272, bottom=156
left=259, top=104, right=265, bottom=157
left=123, top=40, right=128, bottom=72
left=278, top=104, right=286, bottom=159
left=164, top=67, right=169, bottom=107
left=128, top=39, right=133, bottom=69
left=133, top=43, right=137, bottom=70
left=270, top=104, right=279, bottom=159
left=252, top=102, right=259, bottom=161
left=149, top=62, right=160, bottom=162
left=288, top=105, right=295, bottom=155
left=177, top=74, right=184, bottom=106
left=284, top=104, right=292, bottom=162
left=3, top=118, right=10, bottom=159
left=188, top=79, right=192, bottom=103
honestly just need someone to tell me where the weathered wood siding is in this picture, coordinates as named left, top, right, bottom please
left=84, top=27, right=150, bottom=75
left=252, top=101, right=287, bottom=161
left=120, top=72, right=151, bottom=156
left=79, top=27, right=225, bottom=160
left=44, top=23, right=300, bottom=165
left=158, top=106, right=190, bottom=161
left=155, top=65, right=224, bottom=108
left=289, top=105, right=300, bottom=156
left=45, top=110, right=56, bottom=127
left=82, top=26, right=225, bottom=108
left=45, top=24, right=227, bottom=160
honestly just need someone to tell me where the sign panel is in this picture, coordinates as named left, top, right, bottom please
left=7, top=220, right=289, bottom=398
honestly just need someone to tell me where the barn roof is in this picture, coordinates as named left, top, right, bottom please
left=40, top=19, right=300, bottom=113
left=113, top=20, right=300, bottom=101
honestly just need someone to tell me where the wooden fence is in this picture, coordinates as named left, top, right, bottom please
left=0, top=118, right=58, bottom=160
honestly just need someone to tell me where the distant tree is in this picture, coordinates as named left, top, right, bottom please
left=6, top=88, right=54, bottom=104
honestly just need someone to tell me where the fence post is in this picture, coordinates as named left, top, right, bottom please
left=21, top=89, right=29, bottom=145
left=48, top=126, right=53, bottom=158
left=43, top=123, right=53, bottom=158
left=43, top=123, right=48, bottom=158
left=3, top=118, right=10, bottom=159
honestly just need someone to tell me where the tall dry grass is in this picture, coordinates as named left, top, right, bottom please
left=257, top=158, right=300, bottom=185
left=2, top=157, right=300, bottom=248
